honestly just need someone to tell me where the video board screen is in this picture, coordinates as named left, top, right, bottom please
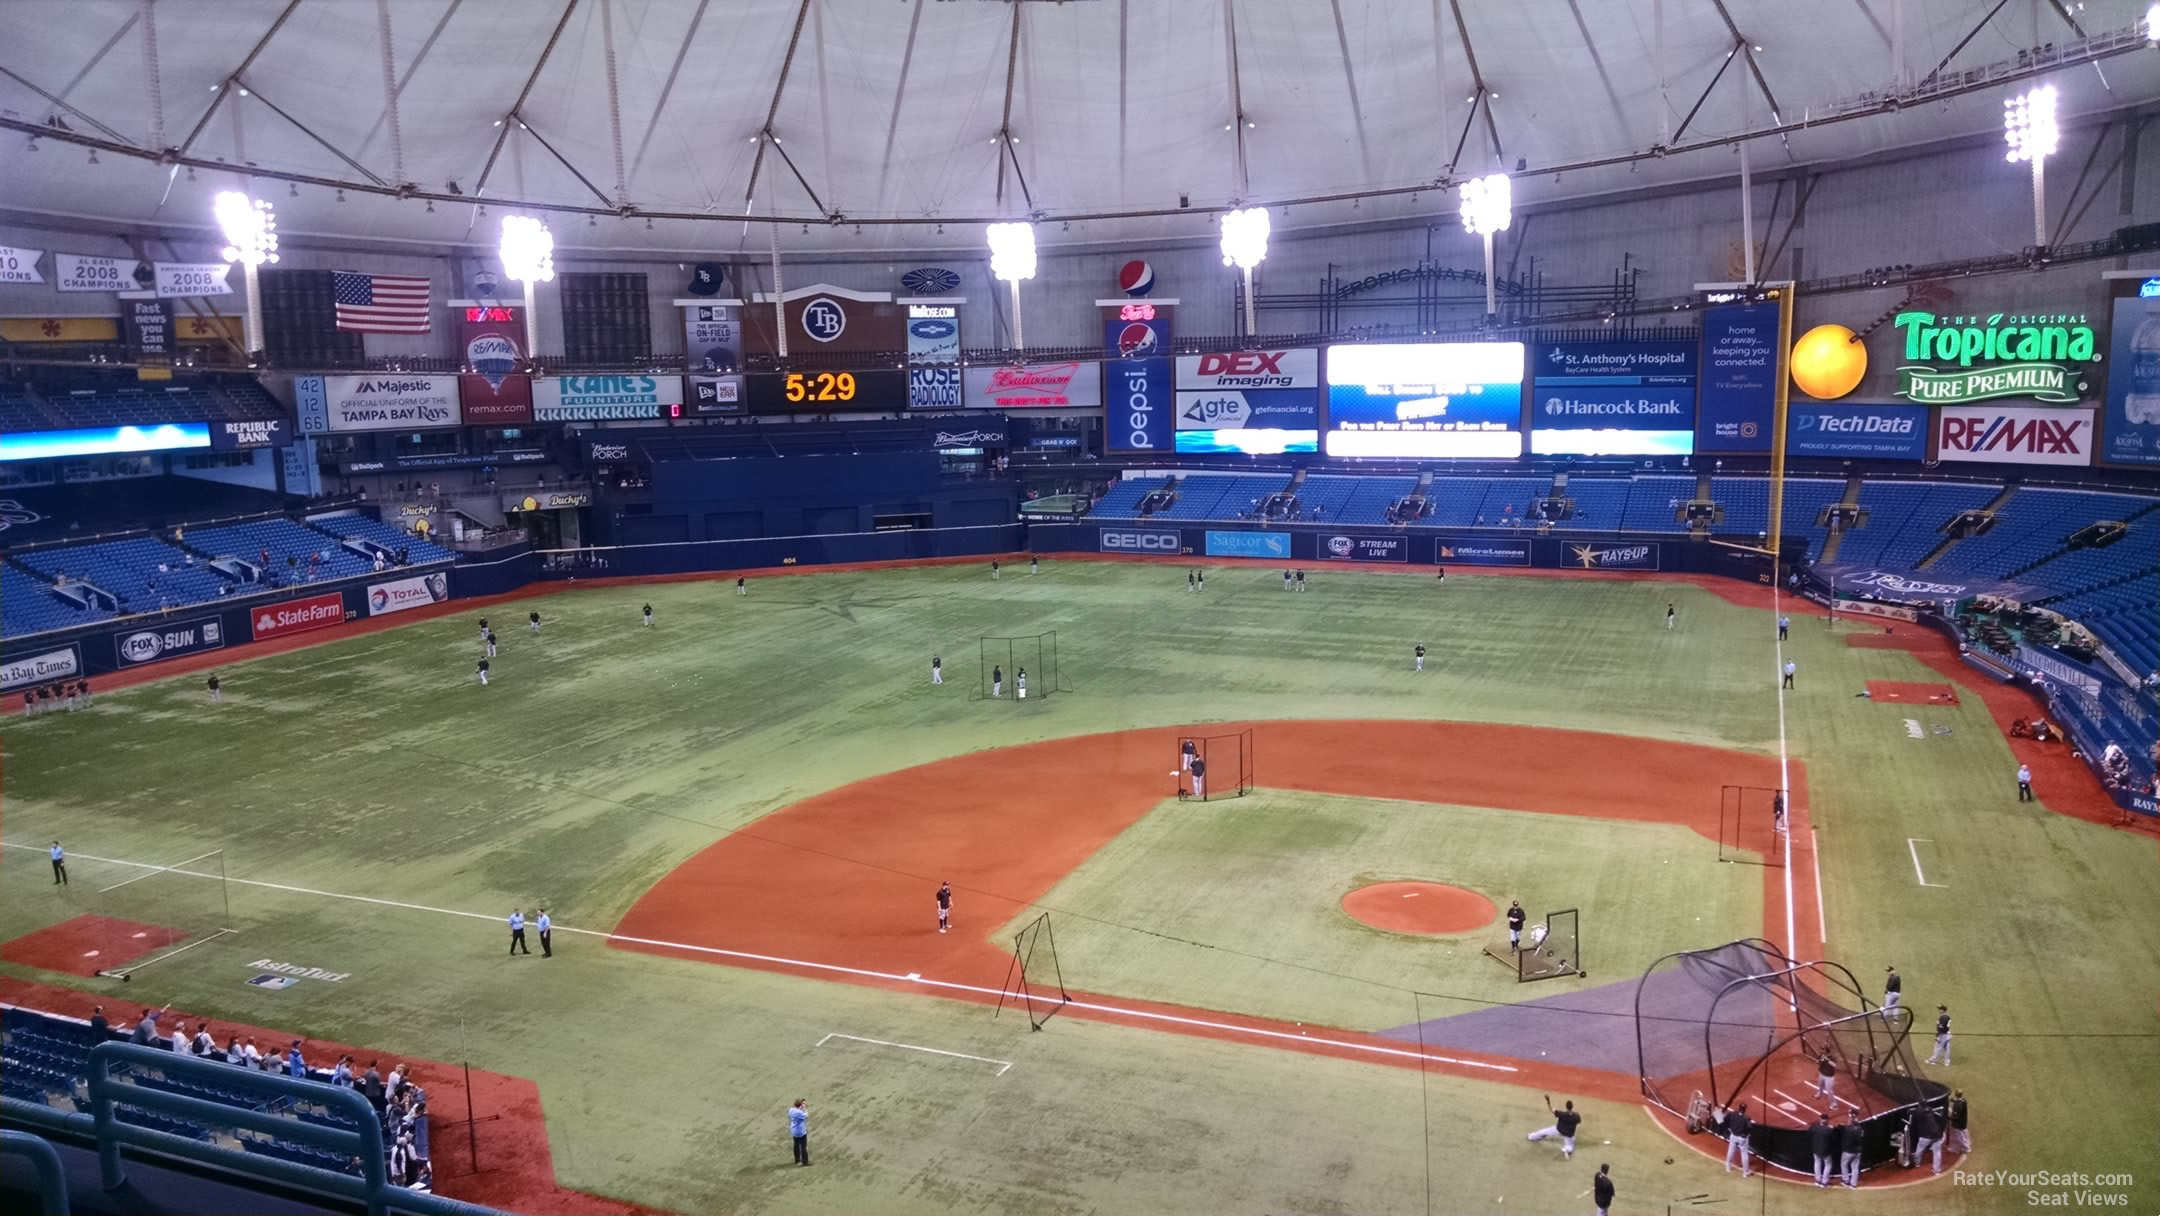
left=1323, top=343, right=1525, bottom=458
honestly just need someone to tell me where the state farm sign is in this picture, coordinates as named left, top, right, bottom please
left=251, top=591, right=347, bottom=640
left=1934, top=404, right=2094, bottom=467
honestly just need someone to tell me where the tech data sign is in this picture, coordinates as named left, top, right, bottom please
left=1892, top=310, right=2097, bottom=404
left=1933, top=404, right=2095, bottom=467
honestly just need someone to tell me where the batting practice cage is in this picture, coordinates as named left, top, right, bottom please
left=1481, top=908, right=1581, bottom=981
left=1174, top=729, right=1255, bottom=801
left=1718, top=785, right=1787, bottom=867
left=975, top=633, right=1063, bottom=702
left=1635, top=939, right=1947, bottom=1178
left=995, top=912, right=1070, bottom=1031
left=91, top=849, right=236, bottom=980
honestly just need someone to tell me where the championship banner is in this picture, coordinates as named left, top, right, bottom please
left=1, top=644, right=80, bottom=691
left=54, top=253, right=143, bottom=292
left=113, top=616, right=225, bottom=667
left=208, top=418, right=287, bottom=450
left=153, top=262, right=235, bottom=299
left=250, top=592, right=346, bottom=641
left=456, top=304, right=531, bottom=425
left=964, top=363, right=1103, bottom=409
left=533, top=375, right=684, bottom=422
left=367, top=572, right=450, bottom=616
left=122, top=298, right=174, bottom=374
left=0, top=245, right=44, bottom=284
left=1697, top=303, right=1778, bottom=451
left=907, top=304, right=960, bottom=364
left=1318, top=534, right=1407, bottom=562
left=294, top=375, right=462, bottom=433
left=1563, top=541, right=1659, bottom=570
left=684, top=303, right=743, bottom=373
left=1437, top=539, right=1530, bottom=566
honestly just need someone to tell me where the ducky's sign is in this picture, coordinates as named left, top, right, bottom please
left=1892, top=310, right=2097, bottom=404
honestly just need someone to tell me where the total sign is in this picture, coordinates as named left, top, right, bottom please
left=1934, top=404, right=2095, bottom=466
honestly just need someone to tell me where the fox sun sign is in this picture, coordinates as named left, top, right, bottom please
left=1891, top=309, right=2096, bottom=405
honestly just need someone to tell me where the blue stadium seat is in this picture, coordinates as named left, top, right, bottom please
left=307, top=511, right=456, bottom=563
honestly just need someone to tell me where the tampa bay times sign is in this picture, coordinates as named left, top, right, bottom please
left=1892, top=309, right=2096, bottom=404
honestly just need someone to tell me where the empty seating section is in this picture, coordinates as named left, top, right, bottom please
left=1837, top=482, right=2002, bottom=569
left=1092, top=477, right=1168, bottom=516
left=189, top=518, right=375, bottom=582
left=218, top=379, right=288, bottom=420
left=1335, top=475, right=1419, bottom=524
left=2053, top=577, right=2160, bottom=677
left=1292, top=475, right=1363, bottom=522
left=2, top=563, right=113, bottom=636
left=13, top=536, right=232, bottom=613
left=1418, top=478, right=1487, bottom=526
left=50, top=384, right=229, bottom=428
left=1457, top=476, right=1550, bottom=527
left=2, top=1006, right=425, bottom=1182
left=309, top=512, right=457, bottom=563
left=0, top=382, right=57, bottom=431
left=1620, top=477, right=1696, bottom=532
left=5, top=377, right=289, bottom=431
left=1153, top=475, right=1284, bottom=521
left=1562, top=480, right=1630, bottom=530
left=1929, top=490, right=2142, bottom=579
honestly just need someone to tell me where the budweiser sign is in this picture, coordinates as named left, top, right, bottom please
left=963, top=361, right=1102, bottom=409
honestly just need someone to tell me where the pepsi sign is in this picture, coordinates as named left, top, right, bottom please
left=1105, top=317, right=1168, bottom=359
left=1118, top=260, right=1155, bottom=297
left=1106, top=357, right=1173, bottom=451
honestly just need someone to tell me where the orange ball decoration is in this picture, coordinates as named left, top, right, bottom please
left=1789, top=324, right=1867, bottom=399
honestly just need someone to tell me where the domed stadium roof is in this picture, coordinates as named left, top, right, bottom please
left=1, top=0, right=2155, bottom=254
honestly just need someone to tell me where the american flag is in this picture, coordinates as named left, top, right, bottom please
left=332, top=272, right=432, bottom=334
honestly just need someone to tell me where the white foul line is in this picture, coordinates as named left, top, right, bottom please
left=1770, top=585, right=1798, bottom=962
left=817, top=1032, right=1012, bottom=1076
left=1811, top=828, right=1828, bottom=947
left=1906, top=838, right=1945, bottom=888
left=2, top=842, right=1515, bottom=1076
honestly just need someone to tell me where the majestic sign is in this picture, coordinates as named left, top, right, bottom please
left=1933, top=404, right=2095, bottom=467
left=1697, top=303, right=1778, bottom=452
left=1318, top=534, right=1407, bottom=563
left=964, top=363, right=1102, bottom=409
left=1098, top=528, right=1181, bottom=553
left=55, top=253, right=144, bottom=293
left=295, top=375, right=463, bottom=433
left=2100, top=288, right=2160, bottom=466
left=114, top=616, right=225, bottom=667
left=250, top=591, right=347, bottom=640
left=367, top=572, right=450, bottom=616
left=152, top=261, right=234, bottom=298
left=533, top=375, right=684, bottom=422
left=1892, top=310, right=2096, bottom=404
left=1787, top=403, right=1928, bottom=460
left=1565, top=542, right=1659, bottom=570
left=456, top=304, right=532, bottom=425
left=1105, top=357, right=1174, bottom=452
left=1, top=644, right=80, bottom=691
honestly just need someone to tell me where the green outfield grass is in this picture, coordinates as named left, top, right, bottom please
left=4, top=559, right=2157, bottom=1215
left=1012, top=790, right=1762, bottom=1032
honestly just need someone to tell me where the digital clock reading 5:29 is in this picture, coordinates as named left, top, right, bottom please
left=785, top=371, right=856, bottom=402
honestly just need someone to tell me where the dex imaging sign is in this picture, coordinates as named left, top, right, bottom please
left=1934, top=404, right=2094, bottom=466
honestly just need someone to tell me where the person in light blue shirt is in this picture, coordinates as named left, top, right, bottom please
left=50, top=841, right=66, bottom=885
left=508, top=910, right=529, bottom=955
left=536, top=908, right=552, bottom=958
left=330, top=1055, right=354, bottom=1087
left=788, top=1099, right=810, bottom=1166
left=286, top=1041, right=307, bottom=1078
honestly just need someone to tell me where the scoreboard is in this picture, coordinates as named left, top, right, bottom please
left=741, top=368, right=909, bottom=414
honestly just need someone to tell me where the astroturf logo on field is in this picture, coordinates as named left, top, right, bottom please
left=247, top=958, right=350, bottom=982
left=1891, top=310, right=2095, bottom=404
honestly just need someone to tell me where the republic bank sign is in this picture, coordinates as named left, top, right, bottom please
left=1892, top=310, right=2095, bottom=404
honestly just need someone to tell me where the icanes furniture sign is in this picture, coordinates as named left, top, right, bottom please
left=1892, top=310, right=2096, bottom=404
left=533, top=375, right=685, bottom=422
left=295, top=375, right=463, bottom=433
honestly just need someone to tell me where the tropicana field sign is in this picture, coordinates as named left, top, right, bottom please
left=1892, top=310, right=2095, bottom=404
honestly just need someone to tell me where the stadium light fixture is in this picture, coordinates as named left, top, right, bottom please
left=1459, top=174, right=1512, bottom=319
left=214, top=192, right=278, bottom=361
left=499, top=215, right=554, bottom=357
left=1220, top=207, right=1270, bottom=337
left=2149, top=2, right=2159, bottom=42
left=2004, top=84, right=2058, bottom=249
left=987, top=222, right=1037, bottom=349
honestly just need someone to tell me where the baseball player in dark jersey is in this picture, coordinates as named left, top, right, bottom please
left=1882, top=965, right=1902, bottom=1020
left=1722, top=1103, right=1753, bottom=1176
left=207, top=674, right=222, bottom=703
left=1506, top=901, right=1526, bottom=951
left=1926, top=1005, right=1952, bottom=1065
left=1188, top=755, right=1207, bottom=800
left=529, top=610, right=541, bottom=634
left=1592, top=1165, right=1614, bottom=1215
left=1839, top=1109, right=1864, bottom=1186
left=642, top=603, right=653, bottom=627
left=991, top=665, right=1003, bottom=698
left=931, top=656, right=943, bottom=686
left=936, top=881, right=953, bottom=933
left=1526, top=1099, right=1581, bottom=1158
left=476, top=658, right=489, bottom=686
left=1414, top=643, right=1426, bottom=672
left=484, top=628, right=497, bottom=658
left=736, top=576, right=747, bottom=596
left=1810, top=1111, right=1836, bottom=1186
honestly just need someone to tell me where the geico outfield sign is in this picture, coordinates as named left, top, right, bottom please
left=1892, top=310, right=2095, bottom=404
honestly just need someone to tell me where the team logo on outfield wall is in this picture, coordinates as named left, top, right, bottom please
left=1567, top=543, right=1658, bottom=570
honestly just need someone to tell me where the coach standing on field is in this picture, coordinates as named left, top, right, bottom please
left=508, top=909, right=529, bottom=955
left=50, top=841, right=66, bottom=885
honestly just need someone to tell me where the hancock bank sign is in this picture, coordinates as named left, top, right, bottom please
left=1892, top=310, right=2096, bottom=404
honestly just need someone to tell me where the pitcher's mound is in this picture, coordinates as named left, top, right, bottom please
left=1341, top=882, right=1495, bottom=935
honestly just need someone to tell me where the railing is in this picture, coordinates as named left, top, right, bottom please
left=1, top=1043, right=503, bottom=1216
left=0, top=1129, right=69, bottom=1215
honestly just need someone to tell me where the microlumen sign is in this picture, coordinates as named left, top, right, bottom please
left=1892, top=310, right=2095, bottom=404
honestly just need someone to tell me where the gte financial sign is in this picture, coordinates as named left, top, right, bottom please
left=1892, top=310, right=2095, bottom=404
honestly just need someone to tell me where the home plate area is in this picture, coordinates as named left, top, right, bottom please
left=1865, top=680, right=1958, bottom=705
left=0, top=914, right=184, bottom=977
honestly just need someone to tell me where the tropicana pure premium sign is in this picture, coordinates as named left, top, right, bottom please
left=1891, top=309, right=2096, bottom=404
